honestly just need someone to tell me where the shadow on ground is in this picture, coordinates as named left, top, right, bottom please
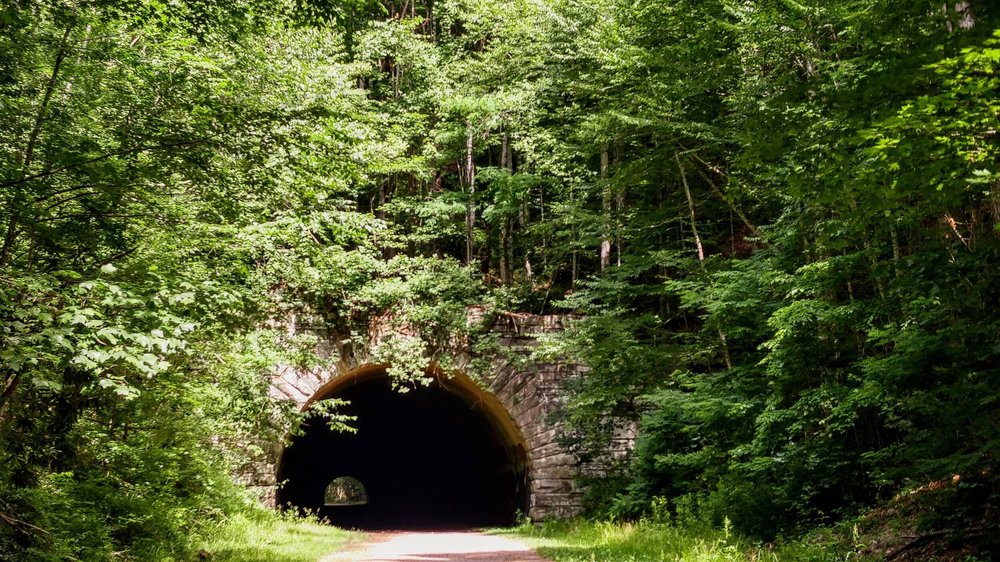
left=206, top=548, right=318, bottom=562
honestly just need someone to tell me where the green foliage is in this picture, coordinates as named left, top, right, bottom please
left=529, top=0, right=1000, bottom=547
left=4, top=0, right=1000, bottom=557
left=0, top=1, right=381, bottom=558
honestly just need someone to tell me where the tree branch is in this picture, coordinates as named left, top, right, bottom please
left=683, top=148, right=766, bottom=242
left=677, top=152, right=733, bottom=370
left=0, top=25, right=73, bottom=269
left=0, top=137, right=217, bottom=191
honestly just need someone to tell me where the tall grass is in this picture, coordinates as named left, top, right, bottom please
left=501, top=519, right=864, bottom=562
left=194, top=509, right=356, bottom=562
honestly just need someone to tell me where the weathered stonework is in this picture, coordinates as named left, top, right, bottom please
left=480, top=312, right=587, bottom=519
left=262, top=309, right=588, bottom=521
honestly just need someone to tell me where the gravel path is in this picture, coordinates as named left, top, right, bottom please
left=318, top=531, right=553, bottom=562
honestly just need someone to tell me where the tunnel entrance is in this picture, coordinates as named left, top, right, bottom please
left=275, top=367, right=529, bottom=530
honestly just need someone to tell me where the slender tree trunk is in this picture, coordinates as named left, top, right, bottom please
left=500, top=131, right=515, bottom=285
left=599, top=143, right=611, bottom=272
left=521, top=211, right=531, bottom=281
left=537, top=176, right=547, bottom=284
left=1, top=25, right=73, bottom=270
left=658, top=182, right=670, bottom=317
left=614, top=144, right=623, bottom=267
left=890, top=222, right=901, bottom=277
left=499, top=216, right=512, bottom=285
left=425, top=0, right=435, bottom=39
left=570, top=184, right=578, bottom=289
left=464, top=123, right=476, bottom=265
left=615, top=190, right=624, bottom=267
left=507, top=216, right=515, bottom=283
left=378, top=181, right=387, bottom=219
left=65, top=24, right=91, bottom=95
left=677, top=154, right=705, bottom=262
left=500, top=131, right=511, bottom=170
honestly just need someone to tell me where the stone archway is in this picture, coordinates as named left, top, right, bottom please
left=250, top=312, right=591, bottom=523
left=276, top=365, right=530, bottom=529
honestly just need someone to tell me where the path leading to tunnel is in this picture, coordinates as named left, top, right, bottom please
left=318, top=531, right=553, bottom=562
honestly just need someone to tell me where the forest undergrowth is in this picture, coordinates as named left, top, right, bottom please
left=503, top=519, right=861, bottom=562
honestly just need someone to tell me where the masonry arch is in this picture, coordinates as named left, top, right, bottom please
left=275, top=364, right=530, bottom=529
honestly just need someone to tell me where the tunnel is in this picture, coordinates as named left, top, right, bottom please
left=275, top=366, right=530, bottom=530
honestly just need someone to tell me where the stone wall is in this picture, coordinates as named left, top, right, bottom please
left=482, top=312, right=587, bottom=520
left=262, top=309, right=589, bottom=521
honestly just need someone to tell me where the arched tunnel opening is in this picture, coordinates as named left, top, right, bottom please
left=276, top=367, right=530, bottom=530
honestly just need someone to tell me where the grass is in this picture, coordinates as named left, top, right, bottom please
left=191, top=509, right=869, bottom=562
left=194, top=509, right=358, bottom=562
left=496, top=519, right=864, bottom=562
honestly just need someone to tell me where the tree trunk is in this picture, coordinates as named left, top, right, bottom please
left=500, top=216, right=513, bottom=285
left=539, top=179, right=545, bottom=270
left=945, top=2, right=975, bottom=31
left=571, top=185, right=578, bottom=290
left=0, top=372, right=23, bottom=421
left=500, top=131, right=512, bottom=170
left=500, top=131, right=515, bottom=285
left=599, top=143, right=611, bottom=272
left=614, top=144, right=623, bottom=267
left=464, top=123, right=476, bottom=265
left=677, top=154, right=705, bottom=262
left=425, top=0, right=435, bottom=39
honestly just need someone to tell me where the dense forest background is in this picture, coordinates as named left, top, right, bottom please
left=2, top=0, right=999, bottom=559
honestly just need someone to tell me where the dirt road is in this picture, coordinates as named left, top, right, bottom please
left=318, top=531, right=553, bottom=562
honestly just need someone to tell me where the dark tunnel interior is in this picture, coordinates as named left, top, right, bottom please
left=276, top=373, right=528, bottom=530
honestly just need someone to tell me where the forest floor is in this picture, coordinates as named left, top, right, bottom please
left=316, top=531, right=552, bottom=562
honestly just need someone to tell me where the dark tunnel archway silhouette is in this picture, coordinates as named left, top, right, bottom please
left=276, top=365, right=530, bottom=530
